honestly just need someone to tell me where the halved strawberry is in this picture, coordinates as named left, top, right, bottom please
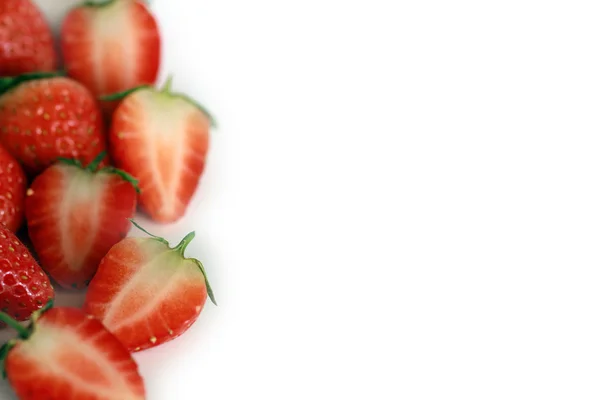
left=61, top=0, right=160, bottom=101
left=0, top=304, right=145, bottom=400
left=0, top=72, right=108, bottom=176
left=25, top=152, right=138, bottom=289
left=109, top=79, right=214, bottom=223
left=84, top=221, right=216, bottom=352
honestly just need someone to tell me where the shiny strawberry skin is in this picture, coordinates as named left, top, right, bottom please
left=109, top=87, right=211, bottom=223
left=0, top=224, right=53, bottom=321
left=0, top=76, right=107, bottom=175
left=84, top=229, right=215, bottom=352
left=5, top=307, right=145, bottom=400
left=61, top=0, right=160, bottom=98
left=0, top=0, right=57, bottom=76
left=25, top=161, right=137, bottom=289
left=0, top=145, right=26, bottom=232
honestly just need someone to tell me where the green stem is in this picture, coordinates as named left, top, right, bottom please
left=129, top=220, right=169, bottom=245
left=0, top=312, right=29, bottom=339
left=162, top=75, right=174, bottom=93
left=86, top=151, right=107, bottom=172
left=83, top=0, right=116, bottom=7
left=173, top=231, right=195, bottom=255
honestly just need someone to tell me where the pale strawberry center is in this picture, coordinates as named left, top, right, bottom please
left=101, top=250, right=200, bottom=332
left=59, top=168, right=109, bottom=272
left=90, top=1, right=138, bottom=94
left=134, top=92, right=202, bottom=216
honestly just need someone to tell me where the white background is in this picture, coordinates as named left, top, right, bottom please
left=0, top=0, right=599, bottom=399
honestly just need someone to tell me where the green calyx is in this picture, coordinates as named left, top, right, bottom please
left=0, top=71, right=66, bottom=96
left=98, top=85, right=151, bottom=102
left=0, top=299, right=54, bottom=378
left=57, top=152, right=140, bottom=193
left=158, top=75, right=218, bottom=129
left=129, top=219, right=217, bottom=305
left=83, top=0, right=117, bottom=7
left=83, top=0, right=150, bottom=7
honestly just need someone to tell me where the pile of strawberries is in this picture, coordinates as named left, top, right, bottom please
left=0, top=0, right=217, bottom=399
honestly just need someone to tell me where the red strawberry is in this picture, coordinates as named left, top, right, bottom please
left=61, top=0, right=160, bottom=101
left=109, top=79, right=214, bottom=223
left=0, top=305, right=145, bottom=400
left=0, top=145, right=26, bottom=232
left=0, top=224, right=53, bottom=322
left=0, top=0, right=57, bottom=76
left=0, top=73, right=107, bottom=175
left=25, top=152, right=138, bottom=290
left=84, top=222, right=216, bottom=352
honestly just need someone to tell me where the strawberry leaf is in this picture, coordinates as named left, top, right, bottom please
left=100, top=167, right=141, bottom=193
left=0, top=340, right=16, bottom=379
left=129, top=219, right=169, bottom=245
left=99, top=85, right=151, bottom=102
left=0, top=71, right=66, bottom=95
left=159, top=75, right=218, bottom=128
left=85, top=151, right=107, bottom=171
left=57, top=158, right=83, bottom=168
left=193, top=259, right=217, bottom=306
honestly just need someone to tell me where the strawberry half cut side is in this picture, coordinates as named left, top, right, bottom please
left=84, top=220, right=216, bottom=352
left=25, top=151, right=139, bottom=289
left=0, top=301, right=145, bottom=400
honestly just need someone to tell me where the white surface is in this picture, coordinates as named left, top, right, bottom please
left=1, top=0, right=600, bottom=399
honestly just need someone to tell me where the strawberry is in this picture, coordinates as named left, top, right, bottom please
left=25, top=152, right=138, bottom=290
left=84, top=221, right=216, bottom=352
left=0, top=0, right=57, bottom=76
left=109, top=78, right=214, bottom=223
left=0, top=224, right=53, bottom=322
left=0, top=144, right=26, bottom=232
left=0, top=72, right=107, bottom=175
left=61, top=0, right=160, bottom=102
left=0, top=304, right=145, bottom=400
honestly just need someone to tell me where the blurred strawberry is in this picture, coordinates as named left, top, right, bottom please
left=61, top=0, right=160, bottom=115
left=0, top=0, right=57, bottom=76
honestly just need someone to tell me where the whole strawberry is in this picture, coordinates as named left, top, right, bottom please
left=0, top=0, right=57, bottom=76
left=0, top=72, right=107, bottom=175
left=109, top=78, right=214, bottom=222
left=0, top=224, right=53, bottom=321
left=61, top=0, right=160, bottom=101
left=25, top=152, right=138, bottom=289
left=84, top=221, right=216, bottom=352
left=0, top=304, right=146, bottom=400
left=0, top=144, right=26, bottom=232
